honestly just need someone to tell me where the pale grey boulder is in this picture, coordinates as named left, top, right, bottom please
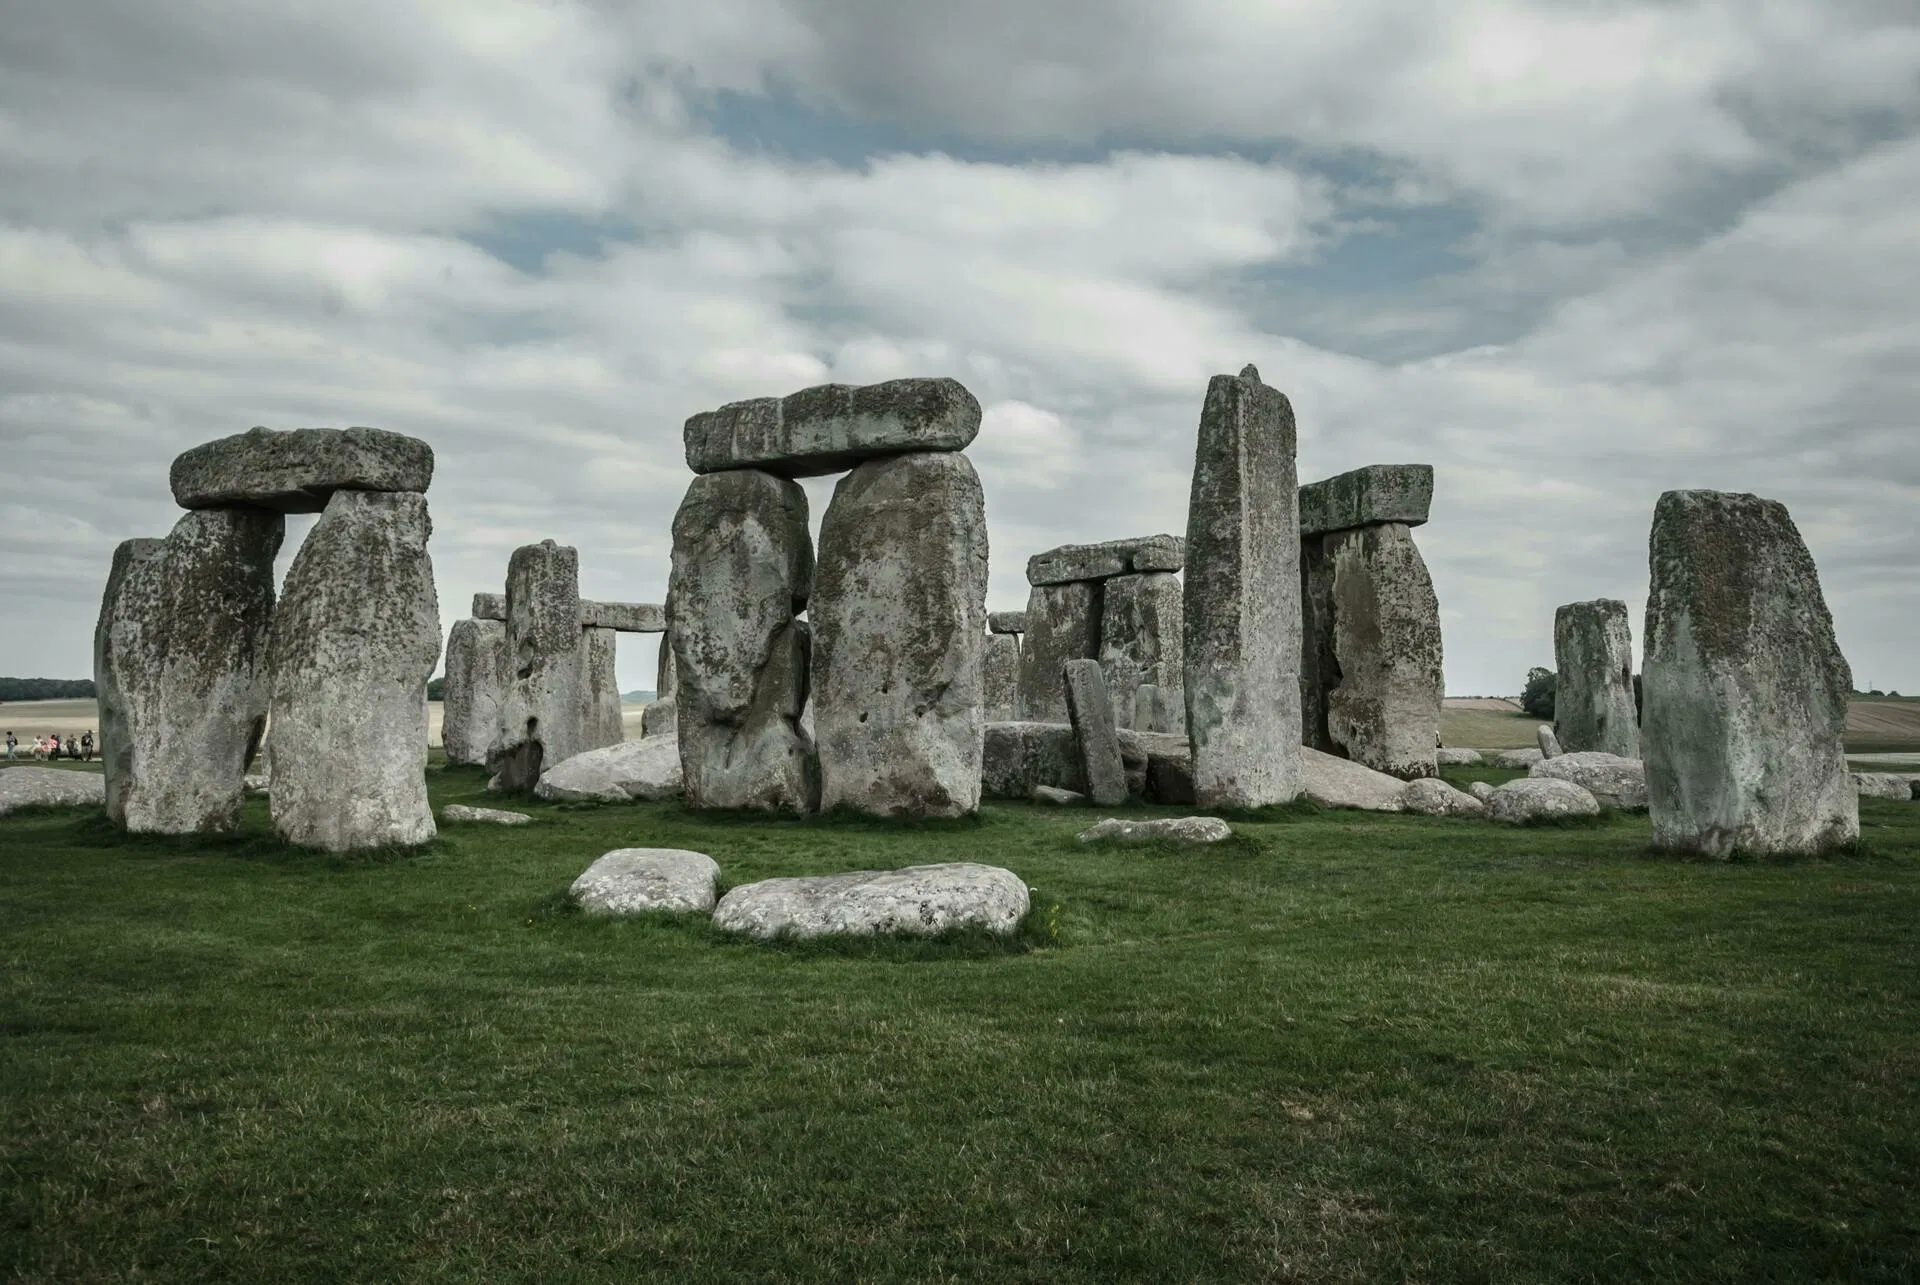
left=669, top=470, right=817, bottom=814
left=472, top=592, right=506, bottom=621
left=577, top=626, right=625, bottom=753
left=572, top=848, right=720, bottom=916
left=534, top=735, right=683, bottom=803
left=94, top=510, right=281, bottom=834
left=170, top=425, right=433, bottom=513
left=1182, top=365, right=1303, bottom=807
left=441, top=803, right=532, bottom=825
left=713, top=863, right=1029, bottom=939
left=1027, top=534, right=1184, bottom=585
left=0, top=767, right=106, bottom=816
left=641, top=696, right=678, bottom=739
left=1017, top=581, right=1098, bottom=723
left=1032, top=784, right=1087, bottom=806
left=1487, top=777, right=1601, bottom=824
left=1467, top=780, right=1496, bottom=803
left=1537, top=725, right=1563, bottom=758
left=1554, top=599, right=1640, bottom=757
left=1077, top=816, right=1233, bottom=844
left=1852, top=772, right=1912, bottom=801
left=489, top=540, right=585, bottom=792
left=1642, top=490, right=1857, bottom=858
left=268, top=490, right=439, bottom=851
left=1400, top=777, right=1486, bottom=816
left=685, top=377, right=980, bottom=478
left=983, top=632, right=1020, bottom=723
left=579, top=600, right=666, bottom=632
left=1298, top=464, right=1433, bottom=538
left=1436, top=748, right=1483, bottom=766
left=243, top=774, right=270, bottom=795
left=988, top=611, right=1029, bottom=635
left=1063, top=659, right=1128, bottom=807
left=441, top=618, right=505, bottom=767
left=1531, top=752, right=1647, bottom=810
left=1494, top=748, right=1545, bottom=770
left=1301, top=746, right=1406, bottom=812
left=1100, top=571, right=1183, bottom=733
left=811, top=452, right=987, bottom=817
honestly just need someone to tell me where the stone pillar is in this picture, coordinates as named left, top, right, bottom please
left=489, top=540, right=584, bottom=792
left=982, top=633, right=1020, bottom=723
left=1099, top=571, right=1183, bottom=732
left=1064, top=659, right=1127, bottom=806
left=1320, top=524, right=1442, bottom=779
left=269, top=490, right=439, bottom=850
left=668, top=469, right=817, bottom=813
left=577, top=625, right=624, bottom=752
left=1554, top=598, right=1639, bottom=757
left=94, top=509, right=282, bottom=833
left=441, top=617, right=505, bottom=766
left=1642, top=489, right=1856, bottom=857
left=1182, top=364, right=1302, bottom=807
left=1017, top=582, right=1099, bottom=723
left=812, top=452, right=988, bottom=817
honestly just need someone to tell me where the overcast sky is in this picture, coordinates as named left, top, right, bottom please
left=3, top=0, right=1916, bottom=696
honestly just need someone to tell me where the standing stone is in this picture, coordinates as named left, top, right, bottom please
left=1182, top=365, right=1303, bottom=807
left=1642, top=489, right=1857, bottom=857
left=488, top=540, right=584, bottom=792
left=1554, top=599, right=1639, bottom=757
left=668, top=470, right=817, bottom=813
left=983, top=632, right=1020, bottom=722
left=812, top=452, right=988, bottom=817
left=1099, top=571, right=1183, bottom=732
left=1063, top=659, right=1127, bottom=807
left=577, top=626, right=624, bottom=752
left=1017, top=582, right=1099, bottom=723
left=1536, top=724, right=1562, bottom=759
left=269, top=490, right=439, bottom=851
left=94, top=510, right=282, bottom=833
left=655, top=628, right=679, bottom=701
left=441, top=617, right=505, bottom=767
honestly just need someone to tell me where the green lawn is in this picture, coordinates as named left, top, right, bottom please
left=4, top=764, right=1918, bottom=1282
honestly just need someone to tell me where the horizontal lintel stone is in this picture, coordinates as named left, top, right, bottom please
left=472, top=592, right=506, bottom=621
left=1299, top=464, right=1432, bottom=537
left=1026, top=534, right=1184, bottom=586
left=988, top=611, right=1029, bottom=635
left=170, top=426, right=433, bottom=513
left=579, top=600, right=666, bottom=633
left=684, top=377, right=980, bottom=478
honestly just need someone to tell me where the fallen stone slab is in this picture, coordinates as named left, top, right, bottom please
left=981, top=722, right=1151, bottom=801
left=712, top=863, right=1028, bottom=940
left=1468, top=780, right=1495, bottom=803
left=171, top=426, right=433, bottom=513
left=1531, top=752, right=1647, bottom=810
left=579, top=600, right=665, bottom=633
left=1853, top=772, right=1913, bottom=801
left=1032, top=785, right=1086, bottom=806
left=1302, top=746, right=1406, bottom=812
left=1487, top=777, right=1601, bottom=824
left=1436, top=748, right=1483, bottom=766
left=988, top=611, right=1028, bottom=635
left=1077, top=816, right=1233, bottom=845
left=535, top=735, right=683, bottom=803
left=1494, top=748, right=1545, bottom=770
left=1399, top=777, right=1486, bottom=816
left=1537, top=725, right=1563, bottom=759
left=571, top=848, right=720, bottom=916
left=0, top=767, right=105, bottom=816
left=1298, top=464, right=1432, bottom=537
left=1064, top=659, right=1128, bottom=807
left=441, top=803, right=532, bottom=826
left=472, top=592, right=506, bottom=621
left=684, top=377, right=981, bottom=478
left=1027, top=534, right=1184, bottom=586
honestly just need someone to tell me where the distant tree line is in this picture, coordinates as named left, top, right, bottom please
left=0, top=677, right=96, bottom=702
left=1520, top=667, right=1555, bottom=720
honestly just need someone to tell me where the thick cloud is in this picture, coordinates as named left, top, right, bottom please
left=1, top=0, right=1915, bottom=696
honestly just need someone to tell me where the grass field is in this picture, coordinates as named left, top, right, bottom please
left=3, top=760, right=1917, bottom=1281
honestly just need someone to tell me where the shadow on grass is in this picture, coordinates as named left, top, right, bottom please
left=64, top=810, right=447, bottom=868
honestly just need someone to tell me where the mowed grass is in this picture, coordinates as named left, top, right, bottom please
left=3, top=765, right=1918, bottom=1282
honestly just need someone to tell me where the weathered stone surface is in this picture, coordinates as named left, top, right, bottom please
left=1183, top=366, right=1303, bottom=807
left=641, top=696, right=678, bottom=739
left=577, top=626, right=625, bottom=753
left=243, top=773, right=270, bottom=795
left=1077, top=816, right=1233, bottom=845
left=655, top=631, right=679, bottom=700
left=170, top=426, right=433, bottom=513
left=472, top=592, right=506, bottom=621
left=988, top=611, right=1028, bottom=635
left=1032, top=784, right=1086, bottom=806
left=579, top=600, right=666, bottom=633
left=94, top=510, right=281, bottom=833
left=1063, top=659, right=1128, bottom=807
left=1298, top=464, right=1432, bottom=538
left=1468, top=780, right=1496, bottom=803
left=1399, top=777, right=1486, bottom=816
left=983, top=632, right=1020, bottom=723
left=441, top=803, right=532, bottom=826
left=1027, top=534, right=1184, bottom=586
left=980, top=722, right=1151, bottom=800
left=669, top=470, right=817, bottom=813
left=1537, top=725, right=1563, bottom=758
left=1643, top=490, right=1857, bottom=858
left=1554, top=599, right=1640, bottom=757
left=1853, top=772, right=1912, bottom=800
left=1305, top=523, right=1442, bottom=779
left=488, top=540, right=585, bottom=792
left=535, top=735, right=683, bottom=803
left=713, top=863, right=1028, bottom=939
left=1302, top=746, right=1406, bottom=812
left=1487, top=777, right=1601, bottom=824
left=812, top=453, right=987, bottom=817
left=1016, top=582, right=1098, bottom=723
left=0, top=767, right=106, bottom=816
left=572, top=848, right=719, bottom=916
left=685, top=377, right=981, bottom=478
left=1436, top=748, right=1483, bottom=766
left=441, top=618, right=505, bottom=767
left=1532, top=752, right=1647, bottom=810
left=1100, top=571, right=1183, bottom=733
left=1494, top=747, right=1545, bottom=770
left=268, top=490, right=439, bottom=851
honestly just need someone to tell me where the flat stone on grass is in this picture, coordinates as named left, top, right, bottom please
left=572, top=849, right=721, bottom=916
left=1532, top=752, right=1648, bottom=810
left=1400, top=777, right=1486, bottom=816
left=712, top=863, right=1028, bottom=939
left=1853, top=773, right=1913, bottom=801
left=536, top=737, right=683, bottom=804
left=1077, top=816, right=1234, bottom=844
left=441, top=804, right=532, bottom=826
left=1032, top=784, right=1086, bottom=806
left=1487, top=777, right=1602, bottom=824
left=0, top=767, right=105, bottom=816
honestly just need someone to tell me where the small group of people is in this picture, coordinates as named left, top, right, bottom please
left=3, top=730, right=93, bottom=761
